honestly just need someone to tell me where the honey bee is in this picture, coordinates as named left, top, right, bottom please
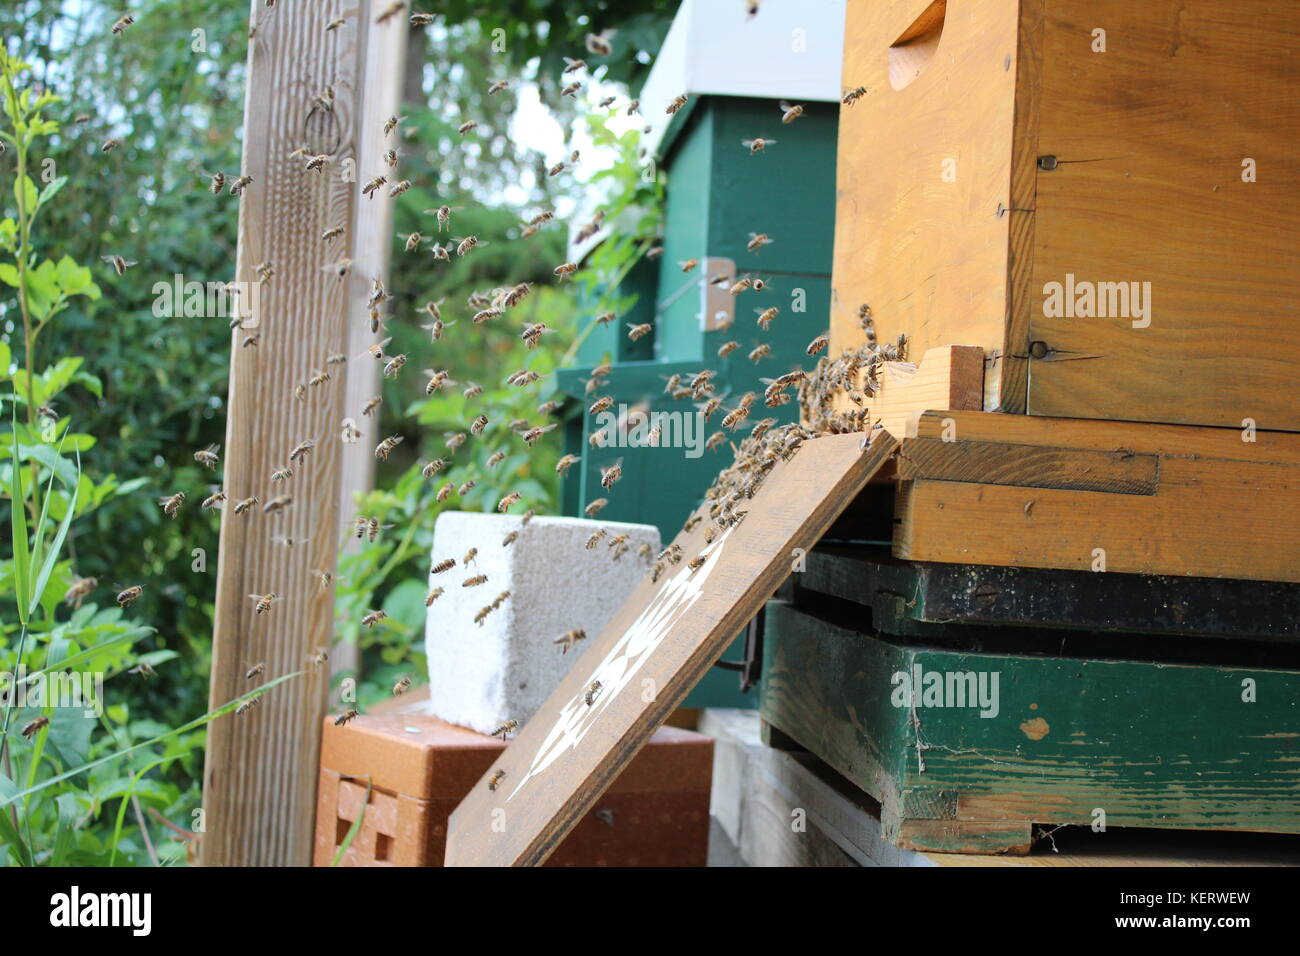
left=455, top=235, right=481, bottom=256
left=779, top=101, right=804, bottom=123
left=246, top=662, right=265, bottom=680
left=680, top=258, right=699, bottom=273
left=229, top=175, right=253, bottom=195
left=498, top=492, right=522, bottom=512
left=241, top=332, right=261, bottom=348
left=374, top=434, right=404, bottom=460
left=560, top=82, right=582, bottom=98
left=627, top=322, right=652, bottom=342
left=383, top=354, right=407, bottom=378
left=553, top=261, right=578, bottom=279
left=553, top=629, right=587, bottom=654
left=311, top=569, right=333, bottom=590
left=457, top=120, right=478, bottom=135
left=843, top=85, right=869, bottom=106
left=462, top=574, right=488, bottom=588
left=129, top=661, right=157, bottom=678
left=446, top=432, right=467, bottom=452
left=312, top=648, right=330, bottom=667
left=487, top=79, right=511, bottom=95
left=340, top=418, right=362, bottom=443
left=586, top=528, right=607, bottom=549
left=402, top=231, right=425, bottom=252
left=666, top=94, right=689, bottom=115
left=236, top=698, right=261, bottom=717
left=208, top=171, right=226, bottom=194
left=64, top=576, right=98, bottom=609
left=436, top=482, right=454, bottom=504
left=706, top=431, right=728, bottom=452
left=325, top=16, right=346, bottom=31
left=335, top=709, right=359, bottom=726
left=421, top=458, right=447, bottom=479
left=755, top=307, right=779, bottom=330
left=393, top=676, right=412, bottom=696
left=388, top=179, right=412, bottom=197
left=383, top=114, right=402, bottom=135
left=158, top=492, right=186, bottom=519
left=556, top=454, right=581, bottom=475
left=21, top=716, right=50, bottom=739
left=101, top=254, right=137, bottom=276
left=584, top=680, right=603, bottom=706
left=232, top=495, right=259, bottom=515
left=490, top=720, right=519, bottom=740
left=362, top=175, right=387, bottom=199
left=689, top=554, right=709, bottom=572
left=729, top=276, right=753, bottom=296
left=270, top=465, right=293, bottom=483
left=717, top=341, right=740, bottom=359
left=326, top=353, right=348, bottom=367
left=589, top=396, right=614, bottom=415
left=488, top=770, right=506, bottom=791
left=100, top=137, right=122, bottom=154
left=308, top=369, right=332, bottom=389
left=506, top=369, right=540, bottom=387
left=430, top=558, right=457, bottom=575
left=361, top=610, right=387, bottom=628
left=262, top=495, right=292, bottom=514
left=806, top=332, right=829, bottom=355
left=482, top=451, right=505, bottom=470
left=520, top=424, right=556, bottom=446
left=749, top=344, right=772, bottom=362
left=501, top=530, right=519, bottom=548
left=722, top=404, right=752, bottom=430
left=111, top=14, right=135, bottom=35
left=249, top=592, right=279, bottom=615
left=324, top=257, right=352, bottom=279
left=305, top=153, right=328, bottom=173
left=425, top=586, right=445, bottom=606
left=600, top=460, right=623, bottom=489
left=363, top=396, right=383, bottom=417
left=472, top=308, right=501, bottom=325
left=594, top=311, right=617, bottom=327
left=584, top=498, right=608, bottom=518
left=742, top=137, right=776, bottom=154
left=288, top=438, right=315, bottom=463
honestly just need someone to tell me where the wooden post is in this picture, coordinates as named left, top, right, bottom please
left=201, top=0, right=407, bottom=867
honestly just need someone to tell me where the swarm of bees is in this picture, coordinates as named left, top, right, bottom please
left=89, top=13, right=873, bottom=760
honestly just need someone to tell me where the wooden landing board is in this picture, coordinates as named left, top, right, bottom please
left=444, top=433, right=900, bottom=866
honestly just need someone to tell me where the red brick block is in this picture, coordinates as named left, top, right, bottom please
left=315, top=710, right=712, bottom=866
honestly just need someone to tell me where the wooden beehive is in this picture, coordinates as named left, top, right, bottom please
left=314, top=712, right=713, bottom=866
left=832, top=0, right=1300, bottom=430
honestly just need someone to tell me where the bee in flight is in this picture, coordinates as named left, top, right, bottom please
left=490, top=720, right=519, bottom=740
left=249, top=592, right=278, bottom=615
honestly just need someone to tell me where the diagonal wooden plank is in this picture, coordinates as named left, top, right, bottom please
left=445, top=432, right=900, bottom=866
left=201, top=0, right=406, bottom=867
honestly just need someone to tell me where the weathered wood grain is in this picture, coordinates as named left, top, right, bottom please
left=202, top=0, right=406, bottom=867
left=895, top=412, right=1300, bottom=582
left=762, top=602, right=1300, bottom=854
left=897, top=437, right=1158, bottom=494
left=445, top=433, right=899, bottom=866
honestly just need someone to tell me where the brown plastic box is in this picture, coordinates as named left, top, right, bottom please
left=315, top=708, right=712, bottom=866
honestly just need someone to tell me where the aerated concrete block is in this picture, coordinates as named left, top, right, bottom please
left=424, top=511, right=661, bottom=735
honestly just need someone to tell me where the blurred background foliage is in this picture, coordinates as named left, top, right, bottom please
left=0, top=0, right=675, bottom=863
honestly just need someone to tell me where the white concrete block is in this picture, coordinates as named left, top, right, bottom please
left=424, top=511, right=661, bottom=735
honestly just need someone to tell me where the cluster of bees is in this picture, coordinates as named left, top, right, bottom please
left=88, top=6, right=891, bottom=795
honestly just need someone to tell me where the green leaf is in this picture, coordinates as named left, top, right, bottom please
left=13, top=175, right=37, bottom=213
left=9, top=406, right=30, bottom=625
left=0, top=263, right=17, bottom=287
left=36, top=175, right=67, bottom=210
left=0, top=790, right=33, bottom=866
left=30, top=449, right=80, bottom=617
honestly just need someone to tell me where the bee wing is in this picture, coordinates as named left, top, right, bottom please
left=780, top=101, right=793, bottom=111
